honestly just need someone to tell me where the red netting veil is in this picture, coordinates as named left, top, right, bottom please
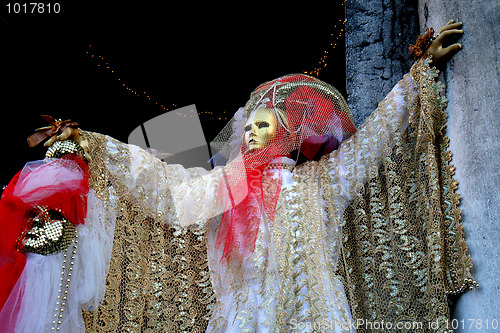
left=209, top=74, right=356, bottom=263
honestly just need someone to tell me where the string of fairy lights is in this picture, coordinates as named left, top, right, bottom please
left=303, top=18, right=346, bottom=77
left=86, top=45, right=232, bottom=121
left=85, top=14, right=345, bottom=121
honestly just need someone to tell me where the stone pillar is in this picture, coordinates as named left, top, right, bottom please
left=345, top=0, right=419, bottom=125
left=418, top=0, right=500, bottom=329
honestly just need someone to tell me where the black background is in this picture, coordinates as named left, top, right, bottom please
left=0, top=1, right=345, bottom=186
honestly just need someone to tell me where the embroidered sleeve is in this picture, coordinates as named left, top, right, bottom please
left=83, top=132, right=224, bottom=228
left=322, top=60, right=424, bottom=202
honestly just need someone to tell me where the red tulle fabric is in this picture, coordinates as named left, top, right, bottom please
left=215, top=74, right=356, bottom=263
left=0, top=155, right=89, bottom=313
left=216, top=164, right=283, bottom=263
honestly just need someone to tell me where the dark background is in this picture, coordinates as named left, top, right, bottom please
left=0, top=1, right=346, bottom=186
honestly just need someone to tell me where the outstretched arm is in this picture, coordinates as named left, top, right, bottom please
left=322, top=20, right=463, bottom=201
left=43, top=126, right=225, bottom=228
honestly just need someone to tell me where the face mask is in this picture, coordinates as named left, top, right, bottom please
left=244, top=107, right=279, bottom=152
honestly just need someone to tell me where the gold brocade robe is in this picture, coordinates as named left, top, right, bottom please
left=82, top=59, right=475, bottom=333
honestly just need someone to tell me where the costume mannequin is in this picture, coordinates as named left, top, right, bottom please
left=0, top=21, right=474, bottom=333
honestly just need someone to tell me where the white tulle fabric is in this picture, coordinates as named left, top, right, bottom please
left=13, top=159, right=86, bottom=203
left=0, top=190, right=116, bottom=332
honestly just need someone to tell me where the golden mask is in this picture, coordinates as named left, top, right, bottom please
left=244, top=107, right=279, bottom=151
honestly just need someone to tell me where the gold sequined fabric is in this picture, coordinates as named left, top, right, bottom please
left=45, top=140, right=85, bottom=159
left=80, top=57, right=474, bottom=332
left=17, top=205, right=76, bottom=255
